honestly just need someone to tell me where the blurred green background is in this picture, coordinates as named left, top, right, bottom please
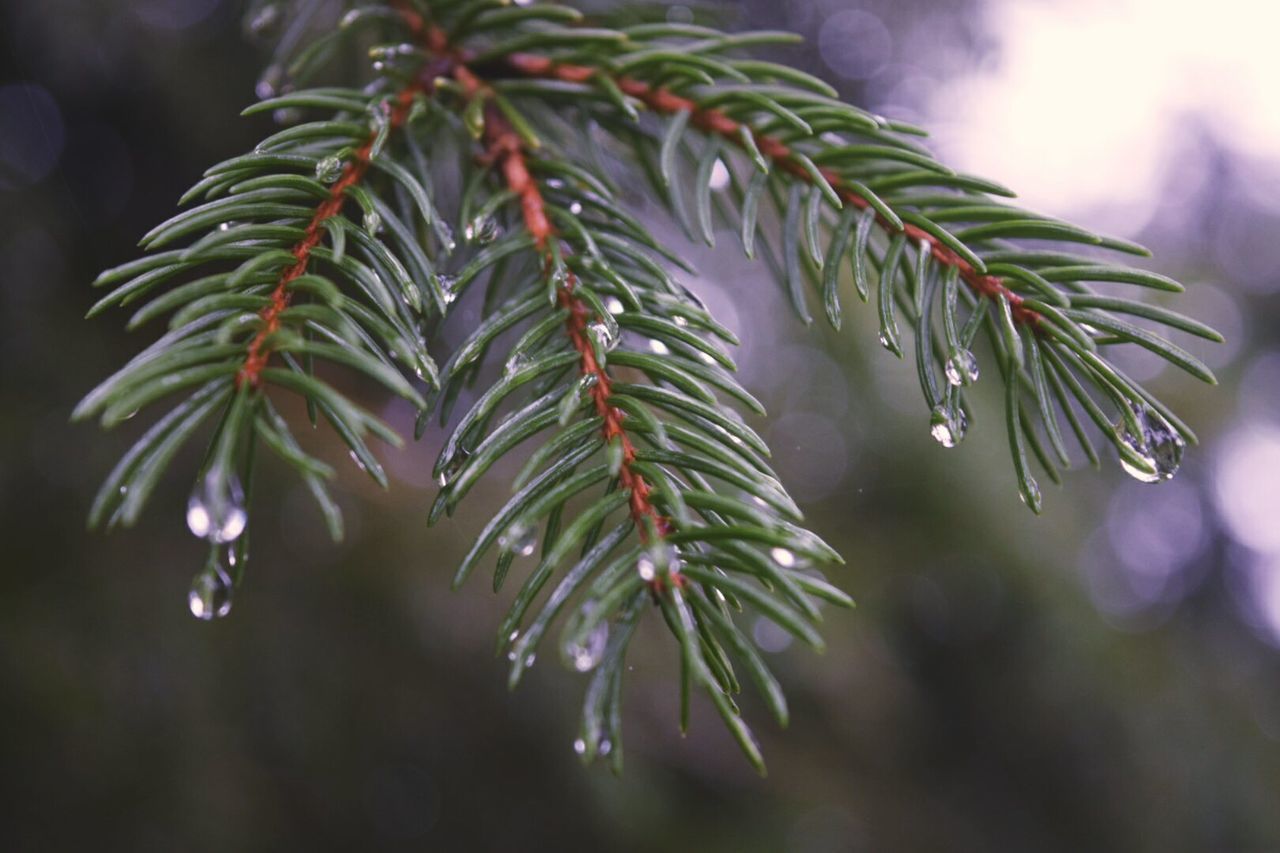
left=2, top=1, right=1278, bottom=850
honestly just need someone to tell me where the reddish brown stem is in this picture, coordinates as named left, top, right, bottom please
left=503, top=53, right=1042, bottom=328
left=457, top=54, right=674, bottom=577
left=236, top=82, right=426, bottom=388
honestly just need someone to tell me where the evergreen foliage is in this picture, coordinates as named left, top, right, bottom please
left=76, top=0, right=1219, bottom=772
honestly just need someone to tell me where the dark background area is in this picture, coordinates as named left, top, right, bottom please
left=2, top=1, right=1278, bottom=850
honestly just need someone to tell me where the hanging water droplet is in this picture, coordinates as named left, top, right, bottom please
left=188, top=561, right=233, bottom=621
left=499, top=520, right=538, bottom=557
left=648, top=338, right=670, bottom=355
left=929, top=404, right=969, bottom=449
left=315, top=154, right=345, bottom=184
left=439, top=275, right=459, bottom=305
left=573, top=737, right=586, bottom=756
left=569, top=201, right=583, bottom=215
left=637, top=543, right=680, bottom=583
left=362, top=208, right=381, bottom=235
left=255, top=65, right=282, bottom=100
left=436, top=221, right=456, bottom=254
left=605, top=296, right=624, bottom=315
left=944, top=349, right=980, bottom=387
left=568, top=622, right=608, bottom=673
left=464, top=214, right=500, bottom=244
left=709, top=158, right=730, bottom=190
left=272, top=107, right=302, bottom=126
left=1116, top=401, right=1185, bottom=483
left=588, top=321, right=619, bottom=353
left=186, top=470, right=247, bottom=543
left=636, top=553, right=657, bottom=582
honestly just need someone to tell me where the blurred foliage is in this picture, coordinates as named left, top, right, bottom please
left=1, top=1, right=1278, bottom=851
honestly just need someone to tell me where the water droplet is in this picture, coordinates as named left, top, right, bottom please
left=573, top=737, right=586, bottom=755
left=699, top=351, right=716, bottom=364
left=568, top=622, right=608, bottom=672
left=188, top=561, right=233, bottom=621
left=770, top=547, right=797, bottom=568
left=1117, top=402, right=1184, bottom=483
left=598, top=739, right=612, bottom=756
left=605, top=296, right=624, bottom=315
left=709, top=158, right=730, bottom=191
left=504, top=351, right=530, bottom=376
left=637, top=553, right=657, bottom=582
left=439, top=275, right=459, bottom=305
left=929, top=404, right=968, bottom=449
left=255, top=65, right=282, bottom=100
left=499, top=520, right=538, bottom=557
left=588, top=321, right=619, bottom=352
left=434, top=221, right=456, bottom=254
left=637, top=544, right=680, bottom=582
left=648, top=339, right=670, bottom=355
left=362, top=208, right=381, bottom=235
left=464, top=214, right=500, bottom=244
left=186, top=470, right=247, bottom=543
left=435, top=449, right=469, bottom=488
left=273, top=107, right=302, bottom=125
left=315, top=154, right=345, bottom=184
left=672, top=315, right=688, bottom=327
left=218, top=221, right=232, bottom=232
left=878, top=332, right=895, bottom=352
left=944, top=349, right=979, bottom=387
left=569, top=201, right=583, bottom=215
left=1020, top=476, right=1042, bottom=510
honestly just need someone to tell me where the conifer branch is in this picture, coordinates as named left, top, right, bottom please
left=421, top=24, right=846, bottom=771
left=77, top=0, right=1221, bottom=772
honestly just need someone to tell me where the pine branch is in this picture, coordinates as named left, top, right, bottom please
left=478, top=24, right=1220, bottom=507
left=76, top=24, right=453, bottom=613
left=422, top=39, right=846, bottom=772
left=78, top=0, right=1221, bottom=773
